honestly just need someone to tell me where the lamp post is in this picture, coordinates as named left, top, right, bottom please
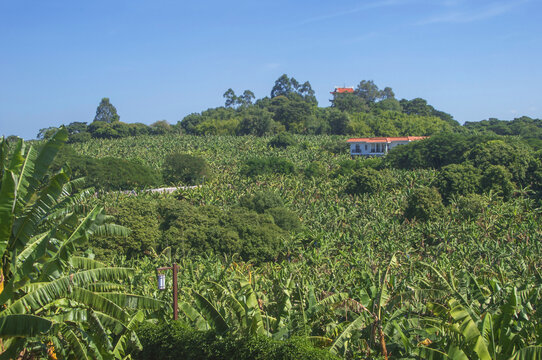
left=156, top=263, right=179, bottom=320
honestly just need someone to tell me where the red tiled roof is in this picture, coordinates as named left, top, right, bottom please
left=331, top=87, right=354, bottom=94
left=347, top=136, right=428, bottom=143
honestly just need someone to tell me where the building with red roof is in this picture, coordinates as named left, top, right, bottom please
left=347, top=136, right=428, bottom=156
left=331, top=86, right=354, bottom=95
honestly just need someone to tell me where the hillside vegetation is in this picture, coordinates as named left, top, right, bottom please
left=3, top=78, right=542, bottom=358
left=57, top=132, right=542, bottom=358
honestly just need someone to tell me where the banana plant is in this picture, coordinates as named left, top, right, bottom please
left=0, top=131, right=165, bottom=359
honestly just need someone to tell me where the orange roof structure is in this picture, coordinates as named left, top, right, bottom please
left=347, top=136, right=428, bottom=143
left=331, top=87, right=354, bottom=94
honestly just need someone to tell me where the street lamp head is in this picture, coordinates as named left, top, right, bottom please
left=157, top=273, right=166, bottom=290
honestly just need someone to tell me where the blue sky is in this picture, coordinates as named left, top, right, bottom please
left=1, top=0, right=540, bottom=139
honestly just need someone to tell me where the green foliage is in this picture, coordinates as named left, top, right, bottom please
left=481, top=165, right=515, bottom=199
left=466, top=139, right=533, bottom=184
left=88, top=157, right=162, bottom=190
left=464, top=116, right=542, bottom=140
left=65, top=133, right=542, bottom=358
left=136, top=322, right=339, bottom=360
left=265, top=207, right=301, bottom=232
left=271, top=74, right=317, bottom=105
left=437, top=163, right=482, bottom=201
left=239, top=191, right=284, bottom=213
left=452, top=193, right=490, bottom=220
left=159, top=200, right=285, bottom=263
left=92, top=197, right=161, bottom=259
left=348, top=110, right=451, bottom=137
left=241, top=157, right=295, bottom=177
left=270, top=96, right=315, bottom=133
left=162, top=152, right=209, bottom=185
left=53, top=146, right=162, bottom=191
left=404, top=186, right=445, bottom=222
left=326, top=109, right=350, bottom=135
left=386, top=133, right=497, bottom=169
left=330, top=93, right=368, bottom=113
left=305, top=161, right=325, bottom=178
left=0, top=131, right=162, bottom=358
left=94, top=97, right=120, bottom=123
left=346, top=168, right=395, bottom=195
left=237, top=107, right=279, bottom=136
left=323, top=138, right=349, bottom=155
left=335, top=157, right=383, bottom=177
left=269, top=132, right=296, bottom=148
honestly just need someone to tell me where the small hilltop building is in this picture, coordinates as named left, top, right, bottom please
left=347, top=136, right=428, bottom=156
left=330, top=86, right=355, bottom=95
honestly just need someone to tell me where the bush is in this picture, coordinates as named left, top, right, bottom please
left=305, top=161, right=325, bottom=178
left=53, top=147, right=162, bottom=191
left=136, top=322, right=339, bottom=360
left=241, top=157, right=295, bottom=177
left=453, top=193, right=489, bottom=220
left=481, top=165, right=515, bottom=200
left=323, top=139, right=349, bottom=155
left=159, top=200, right=285, bottom=263
left=265, top=207, right=301, bottom=232
left=240, top=191, right=284, bottom=213
left=436, top=163, right=481, bottom=202
left=466, top=139, right=533, bottom=185
left=404, top=187, right=445, bottom=222
left=385, top=133, right=497, bottom=170
left=91, top=197, right=161, bottom=259
left=86, top=157, right=162, bottom=190
left=162, top=153, right=209, bottom=185
left=268, top=132, right=296, bottom=148
left=345, top=168, right=395, bottom=195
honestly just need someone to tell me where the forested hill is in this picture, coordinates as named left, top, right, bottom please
left=33, top=75, right=541, bottom=147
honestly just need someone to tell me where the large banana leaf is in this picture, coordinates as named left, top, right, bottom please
left=0, top=314, right=52, bottom=337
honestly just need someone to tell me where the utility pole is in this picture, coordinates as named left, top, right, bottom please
left=157, top=263, right=179, bottom=320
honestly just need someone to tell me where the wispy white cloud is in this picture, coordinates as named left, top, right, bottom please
left=418, top=1, right=528, bottom=25
left=298, top=0, right=409, bottom=26
left=263, top=63, right=280, bottom=70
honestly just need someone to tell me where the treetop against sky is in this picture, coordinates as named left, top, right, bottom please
left=0, top=0, right=540, bottom=139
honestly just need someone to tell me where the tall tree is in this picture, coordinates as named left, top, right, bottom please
left=355, top=80, right=382, bottom=104
left=240, top=90, right=255, bottom=107
left=271, top=74, right=292, bottom=98
left=223, top=88, right=238, bottom=108
left=93, top=97, right=120, bottom=123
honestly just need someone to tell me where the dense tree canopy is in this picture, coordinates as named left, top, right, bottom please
left=94, top=97, right=120, bottom=123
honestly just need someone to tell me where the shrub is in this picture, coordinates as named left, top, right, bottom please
left=345, top=168, right=395, bottom=195
left=91, top=197, right=161, bottom=259
left=386, top=133, right=497, bottom=170
left=241, top=157, right=295, bottom=177
left=53, top=147, right=162, bottom=190
left=159, top=200, right=285, bottom=263
left=136, top=322, right=339, bottom=360
left=481, top=165, right=515, bottom=200
left=436, top=163, right=481, bottom=202
left=265, top=207, right=301, bottom=231
left=305, top=161, right=325, bottom=178
left=453, top=193, right=489, bottom=220
left=268, top=132, right=296, bottom=148
left=466, top=139, right=533, bottom=185
left=239, top=191, right=284, bottom=213
left=404, top=187, right=445, bottom=222
left=162, top=153, right=209, bottom=185
left=323, top=139, right=349, bottom=155
left=86, top=157, right=162, bottom=190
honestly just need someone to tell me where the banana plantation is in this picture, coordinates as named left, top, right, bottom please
left=1, top=130, right=541, bottom=359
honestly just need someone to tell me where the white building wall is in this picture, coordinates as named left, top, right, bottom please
left=350, top=140, right=413, bottom=156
